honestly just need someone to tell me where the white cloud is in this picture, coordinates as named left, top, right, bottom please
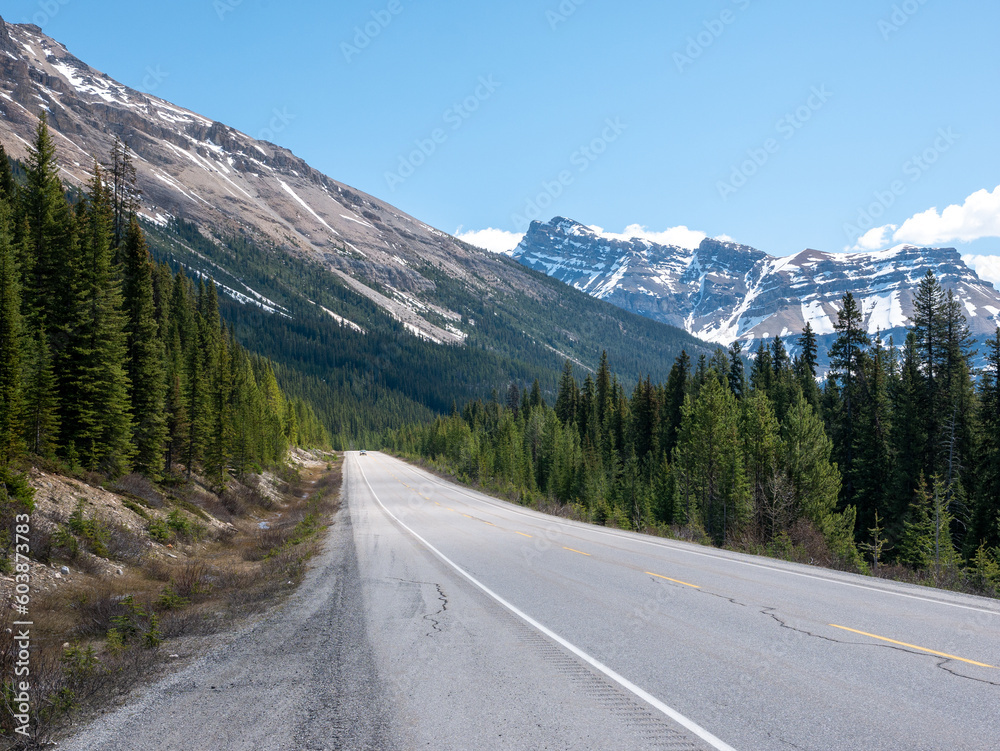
left=588, top=223, right=707, bottom=250
left=852, top=224, right=898, bottom=251
left=455, top=227, right=524, bottom=254
left=963, top=254, right=1000, bottom=287
left=893, top=184, right=1000, bottom=246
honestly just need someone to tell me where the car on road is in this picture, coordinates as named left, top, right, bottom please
left=360, top=449, right=367, bottom=455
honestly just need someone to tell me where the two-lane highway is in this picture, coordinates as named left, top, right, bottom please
left=351, top=451, right=1000, bottom=750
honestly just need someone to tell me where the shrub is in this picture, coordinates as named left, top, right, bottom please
left=156, top=586, right=190, bottom=611
left=166, top=509, right=203, bottom=541
left=67, top=500, right=110, bottom=558
left=147, top=518, right=170, bottom=543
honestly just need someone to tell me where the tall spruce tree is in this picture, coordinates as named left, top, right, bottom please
left=852, top=338, right=893, bottom=536
left=23, top=115, right=74, bottom=340
left=22, top=330, right=59, bottom=458
left=673, top=377, right=750, bottom=543
left=61, top=164, right=133, bottom=474
left=0, top=143, right=15, bottom=204
left=827, top=291, right=869, bottom=507
left=740, top=390, right=781, bottom=541
left=782, top=389, right=858, bottom=565
left=971, top=328, right=1000, bottom=550
left=795, top=322, right=821, bottom=409
left=911, top=270, right=947, bottom=470
left=122, top=216, right=167, bottom=477
left=0, top=202, right=23, bottom=463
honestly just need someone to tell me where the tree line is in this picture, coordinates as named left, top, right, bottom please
left=0, top=118, right=329, bottom=497
left=390, top=286, right=1000, bottom=590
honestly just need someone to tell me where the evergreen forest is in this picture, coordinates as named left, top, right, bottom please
left=390, top=291, right=1000, bottom=593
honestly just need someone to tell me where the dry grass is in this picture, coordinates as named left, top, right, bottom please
left=0, top=453, right=341, bottom=749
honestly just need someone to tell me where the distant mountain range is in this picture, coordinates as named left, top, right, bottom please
left=514, top=217, right=1000, bottom=355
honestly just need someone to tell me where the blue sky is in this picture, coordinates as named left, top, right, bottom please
left=4, top=0, right=1000, bottom=277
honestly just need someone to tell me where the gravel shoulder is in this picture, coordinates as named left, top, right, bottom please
left=59, top=503, right=393, bottom=751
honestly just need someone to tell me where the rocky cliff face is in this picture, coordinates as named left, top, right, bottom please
left=0, top=17, right=549, bottom=345
left=515, top=218, right=1000, bottom=349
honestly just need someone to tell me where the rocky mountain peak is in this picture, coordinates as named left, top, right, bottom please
left=514, top=217, right=1000, bottom=356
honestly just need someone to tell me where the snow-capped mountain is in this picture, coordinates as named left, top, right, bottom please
left=0, top=16, right=711, bottom=385
left=514, top=218, right=1000, bottom=352
left=0, top=17, right=498, bottom=345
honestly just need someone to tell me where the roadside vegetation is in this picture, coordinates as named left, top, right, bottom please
left=389, top=286, right=1000, bottom=600
left=0, top=117, right=341, bottom=748
left=0, top=453, right=340, bottom=748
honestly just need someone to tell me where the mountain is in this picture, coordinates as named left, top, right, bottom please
left=514, top=217, right=1000, bottom=356
left=0, top=17, right=711, bottom=441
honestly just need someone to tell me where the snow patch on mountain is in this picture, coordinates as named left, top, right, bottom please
left=514, top=218, right=1000, bottom=350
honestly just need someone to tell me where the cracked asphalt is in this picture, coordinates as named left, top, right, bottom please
left=64, top=452, right=1000, bottom=750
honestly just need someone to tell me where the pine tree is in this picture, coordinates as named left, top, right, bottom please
left=122, top=217, right=167, bottom=477
left=795, top=322, right=821, bottom=409
left=22, top=329, right=59, bottom=458
left=888, top=332, right=926, bottom=541
left=205, top=329, right=234, bottom=487
left=740, top=390, right=781, bottom=541
left=898, top=474, right=959, bottom=571
left=23, top=115, right=74, bottom=340
left=554, top=369, right=580, bottom=449
left=630, top=376, right=659, bottom=462
left=827, top=292, right=869, bottom=506
left=0, top=143, right=15, bottom=205
left=971, top=328, right=1000, bottom=550
left=727, top=341, right=745, bottom=399
left=108, top=137, right=140, bottom=250
left=659, top=350, right=689, bottom=457
left=782, top=389, right=858, bottom=566
left=673, top=377, right=749, bottom=543
left=61, top=164, right=133, bottom=475
left=852, top=338, right=894, bottom=536
left=0, top=202, right=23, bottom=463
left=911, top=269, right=946, bottom=470
left=750, top=340, right=773, bottom=396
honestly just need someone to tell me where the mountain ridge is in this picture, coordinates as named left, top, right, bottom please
left=513, top=217, right=1000, bottom=352
left=0, top=16, right=712, bottom=441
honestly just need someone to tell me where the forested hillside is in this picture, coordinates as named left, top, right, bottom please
left=392, top=289, right=1000, bottom=593
left=0, top=119, right=328, bottom=502
left=138, top=196, right=712, bottom=449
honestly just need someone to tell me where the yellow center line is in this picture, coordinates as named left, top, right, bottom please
left=462, top=514, right=473, bottom=519
left=514, top=531, right=533, bottom=538
left=434, top=502, right=441, bottom=506
left=829, top=625, right=997, bottom=668
left=645, top=571, right=701, bottom=589
left=563, top=546, right=591, bottom=557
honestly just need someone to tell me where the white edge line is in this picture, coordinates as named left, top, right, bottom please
left=356, top=457, right=738, bottom=751
left=382, top=454, right=1000, bottom=617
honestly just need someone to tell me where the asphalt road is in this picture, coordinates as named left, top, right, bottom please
left=65, top=451, right=1000, bottom=750
left=348, top=452, right=999, bottom=750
